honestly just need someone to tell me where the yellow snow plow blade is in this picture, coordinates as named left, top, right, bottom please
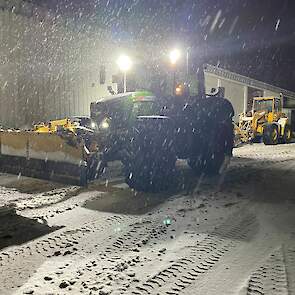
left=0, top=130, right=87, bottom=185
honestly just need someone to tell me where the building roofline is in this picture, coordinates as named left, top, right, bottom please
left=204, top=64, right=295, bottom=100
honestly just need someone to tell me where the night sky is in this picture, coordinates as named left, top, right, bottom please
left=31, top=0, right=295, bottom=91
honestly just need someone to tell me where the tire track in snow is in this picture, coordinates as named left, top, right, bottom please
left=0, top=214, right=135, bottom=291
left=125, top=210, right=257, bottom=295
left=246, top=246, right=295, bottom=295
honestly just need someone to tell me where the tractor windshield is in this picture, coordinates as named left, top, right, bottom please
left=133, top=100, right=156, bottom=116
left=253, top=99, right=273, bottom=112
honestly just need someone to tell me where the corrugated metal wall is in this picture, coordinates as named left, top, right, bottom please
left=0, top=7, right=117, bottom=128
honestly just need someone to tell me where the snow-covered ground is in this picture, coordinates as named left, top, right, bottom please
left=0, top=143, right=295, bottom=295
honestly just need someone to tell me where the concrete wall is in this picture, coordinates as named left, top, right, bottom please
left=264, top=90, right=280, bottom=97
left=219, top=79, right=245, bottom=120
left=0, top=6, right=117, bottom=128
left=204, top=74, right=219, bottom=94
left=205, top=73, right=245, bottom=121
left=205, top=71, right=295, bottom=123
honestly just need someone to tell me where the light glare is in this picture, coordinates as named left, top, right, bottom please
left=169, top=49, right=181, bottom=65
left=117, top=55, right=132, bottom=72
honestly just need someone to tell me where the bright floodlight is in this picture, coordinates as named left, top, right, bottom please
left=117, top=54, right=132, bottom=72
left=169, top=49, right=181, bottom=65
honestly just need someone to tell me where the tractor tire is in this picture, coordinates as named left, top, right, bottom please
left=188, top=121, right=233, bottom=176
left=251, top=136, right=262, bottom=143
left=282, top=125, right=292, bottom=144
left=263, top=124, right=279, bottom=145
left=124, top=134, right=176, bottom=192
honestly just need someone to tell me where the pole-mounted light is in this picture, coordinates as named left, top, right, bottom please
left=117, top=55, right=132, bottom=93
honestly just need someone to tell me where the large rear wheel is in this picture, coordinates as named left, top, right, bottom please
left=263, top=124, right=279, bottom=145
left=282, top=125, right=292, bottom=144
left=124, top=133, right=176, bottom=192
left=188, top=121, right=233, bottom=175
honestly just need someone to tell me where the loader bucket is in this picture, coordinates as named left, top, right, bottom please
left=0, top=130, right=87, bottom=185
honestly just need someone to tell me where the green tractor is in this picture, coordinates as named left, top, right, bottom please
left=88, top=69, right=234, bottom=192
left=0, top=68, right=234, bottom=191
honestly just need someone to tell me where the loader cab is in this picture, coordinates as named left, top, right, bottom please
left=252, top=96, right=286, bottom=124
left=252, top=96, right=282, bottom=114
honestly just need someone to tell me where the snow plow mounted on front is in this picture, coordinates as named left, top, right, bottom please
left=0, top=119, right=91, bottom=185
left=0, top=131, right=85, bottom=185
left=0, top=68, right=234, bottom=192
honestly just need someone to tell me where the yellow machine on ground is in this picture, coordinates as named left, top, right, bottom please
left=235, top=95, right=292, bottom=145
left=0, top=118, right=95, bottom=185
left=33, top=118, right=77, bottom=133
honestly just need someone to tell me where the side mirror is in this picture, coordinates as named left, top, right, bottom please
left=207, top=87, right=225, bottom=97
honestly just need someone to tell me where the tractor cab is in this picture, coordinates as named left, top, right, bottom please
left=90, top=91, right=158, bottom=132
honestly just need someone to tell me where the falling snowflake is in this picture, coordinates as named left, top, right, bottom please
left=275, top=19, right=280, bottom=31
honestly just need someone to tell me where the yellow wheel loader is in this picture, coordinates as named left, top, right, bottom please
left=235, top=95, right=292, bottom=145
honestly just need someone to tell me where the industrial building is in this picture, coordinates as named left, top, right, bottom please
left=0, top=1, right=117, bottom=128
left=204, top=64, right=295, bottom=128
left=1, top=1, right=295, bottom=130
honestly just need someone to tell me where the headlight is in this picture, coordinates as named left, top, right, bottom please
left=90, top=121, right=97, bottom=129
left=99, top=118, right=110, bottom=129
